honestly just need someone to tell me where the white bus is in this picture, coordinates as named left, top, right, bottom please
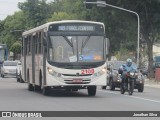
left=21, top=20, right=109, bottom=96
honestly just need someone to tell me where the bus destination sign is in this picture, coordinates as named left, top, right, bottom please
left=58, top=25, right=95, bottom=31
left=49, top=23, right=104, bottom=33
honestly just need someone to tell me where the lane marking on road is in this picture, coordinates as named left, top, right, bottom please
left=98, top=90, right=160, bottom=104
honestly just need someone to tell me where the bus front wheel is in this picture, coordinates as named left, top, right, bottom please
left=87, top=86, right=96, bottom=96
left=42, top=87, right=50, bottom=96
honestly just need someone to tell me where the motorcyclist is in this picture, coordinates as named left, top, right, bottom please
left=118, top=58, right=137, bottom=87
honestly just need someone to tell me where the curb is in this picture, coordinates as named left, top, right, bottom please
left=144, top=84, right=160, bottom=88
left=144, top=78, right=160, bottom=88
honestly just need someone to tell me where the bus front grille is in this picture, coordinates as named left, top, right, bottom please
left=62, top=74, right=92, bottom=76
left=64, top=79, right=91, bottom=84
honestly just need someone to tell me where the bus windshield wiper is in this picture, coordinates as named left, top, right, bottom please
left=63, top=36, right=74, bottom=54
left=82, top=36, right=91, bottom=49
left=81, top=36, right=91, bottom=53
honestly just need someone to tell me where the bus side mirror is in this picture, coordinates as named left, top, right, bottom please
left=106, top=38, right=110, bottom=55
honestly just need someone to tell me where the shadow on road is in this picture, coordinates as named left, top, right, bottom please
left=33, top=89, right=95, bottom=97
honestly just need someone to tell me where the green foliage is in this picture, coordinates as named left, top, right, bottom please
left=48, top=12, right=78, bottom=21
left=88, top=5, right=137, bottom=54
left=0, top=0, right=160, bottom=77
left=115, top=48, right=136, bottom=62
left=10, top=41, right=21, bottom=54
left=18, top=0, right=54, bottom=28
left=0, top=20, right=4, bottom=32
left=48, top=0, right=87, bottom=21
left=0, top=11, right=26, bottom=48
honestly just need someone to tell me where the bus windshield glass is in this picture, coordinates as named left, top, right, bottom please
left=48, top=36, right=104, bottom=63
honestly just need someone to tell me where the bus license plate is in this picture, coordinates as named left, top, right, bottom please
left=72, top=79, right=83, bottom=83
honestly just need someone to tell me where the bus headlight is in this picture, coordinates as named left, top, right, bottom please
left=47, top=67, right=61, bottom=77
left=93, top=67, right=106, bottom=77
left=102, top=68, right=107, bottom=73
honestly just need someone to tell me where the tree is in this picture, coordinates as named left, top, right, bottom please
left=48, top=0, right=88, bottom=21
left=18, top=0, right=54, bottom=28
left=87, top=3, right=137, bottom=60
left=0, top=11, right=26, bottom=48
left=107, top=0, right=160, bottom=78
left=10, top=41, right=21, bottom=60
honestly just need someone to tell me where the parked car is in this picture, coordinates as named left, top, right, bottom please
left=102, top=61, right=144, bottom=92
left=1, top=61, right=18, bottom=78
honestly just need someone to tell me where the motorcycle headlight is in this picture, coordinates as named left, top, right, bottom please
left=135, top=73, right=138, bottom=76
left=130, top=72, right=134, bottom=76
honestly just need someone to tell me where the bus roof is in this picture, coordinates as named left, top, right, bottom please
left=22, top=20, right=105, bottom=36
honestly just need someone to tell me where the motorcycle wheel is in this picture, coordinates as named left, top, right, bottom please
left=128, top=80, right=134, bottom=95
left=120, top=83, right=125, bottom=94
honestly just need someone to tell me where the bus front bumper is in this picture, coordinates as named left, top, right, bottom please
left=45, top=73, right=106, bottom=87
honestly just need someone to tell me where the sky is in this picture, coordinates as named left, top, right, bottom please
left=0, top=0, right=26, bottom=20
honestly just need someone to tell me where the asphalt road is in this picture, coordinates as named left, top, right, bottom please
left=0, top=77, right=160, bottom=119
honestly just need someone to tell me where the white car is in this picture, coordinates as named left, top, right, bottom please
left=1, top=61, right=18, bottom=78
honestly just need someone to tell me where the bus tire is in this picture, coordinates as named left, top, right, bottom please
left=38, top=71, right=42, bottom=89
left=109, top=78, right=115, bottom=91
left=87, top=86, right=96, bottom=96
left=27, top=70, right=34, bottom=91
left=101, top=86, right=106, bottom=89
left=17, top=77, right=20, bottom=82
left=2, top=74, right=4, bottom=78
left=42, top=87, right=50, bottom=96
left=19, top=72, right=24, bottom=83
left=35, top=71, right=42, bottom=91
left=35, top=85, right=41, bottom=91
left=72, top=88, right=78, bottom=92
left=28, top=83, right=34, bottom=91
left=138, top=84, right=144, bottom=92
left=65, top=88, right=71, bottom=92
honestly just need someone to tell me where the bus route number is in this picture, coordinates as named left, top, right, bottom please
left=81, top=68, right=94, bottom=75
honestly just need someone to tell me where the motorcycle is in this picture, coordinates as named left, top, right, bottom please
left=120, top=70, right=137, bottom=95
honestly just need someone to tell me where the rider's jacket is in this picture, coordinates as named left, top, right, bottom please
left=119, top=64, right=137, bottom=73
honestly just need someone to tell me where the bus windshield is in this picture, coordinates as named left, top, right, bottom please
left=48, top=36, right=104, bottom=63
